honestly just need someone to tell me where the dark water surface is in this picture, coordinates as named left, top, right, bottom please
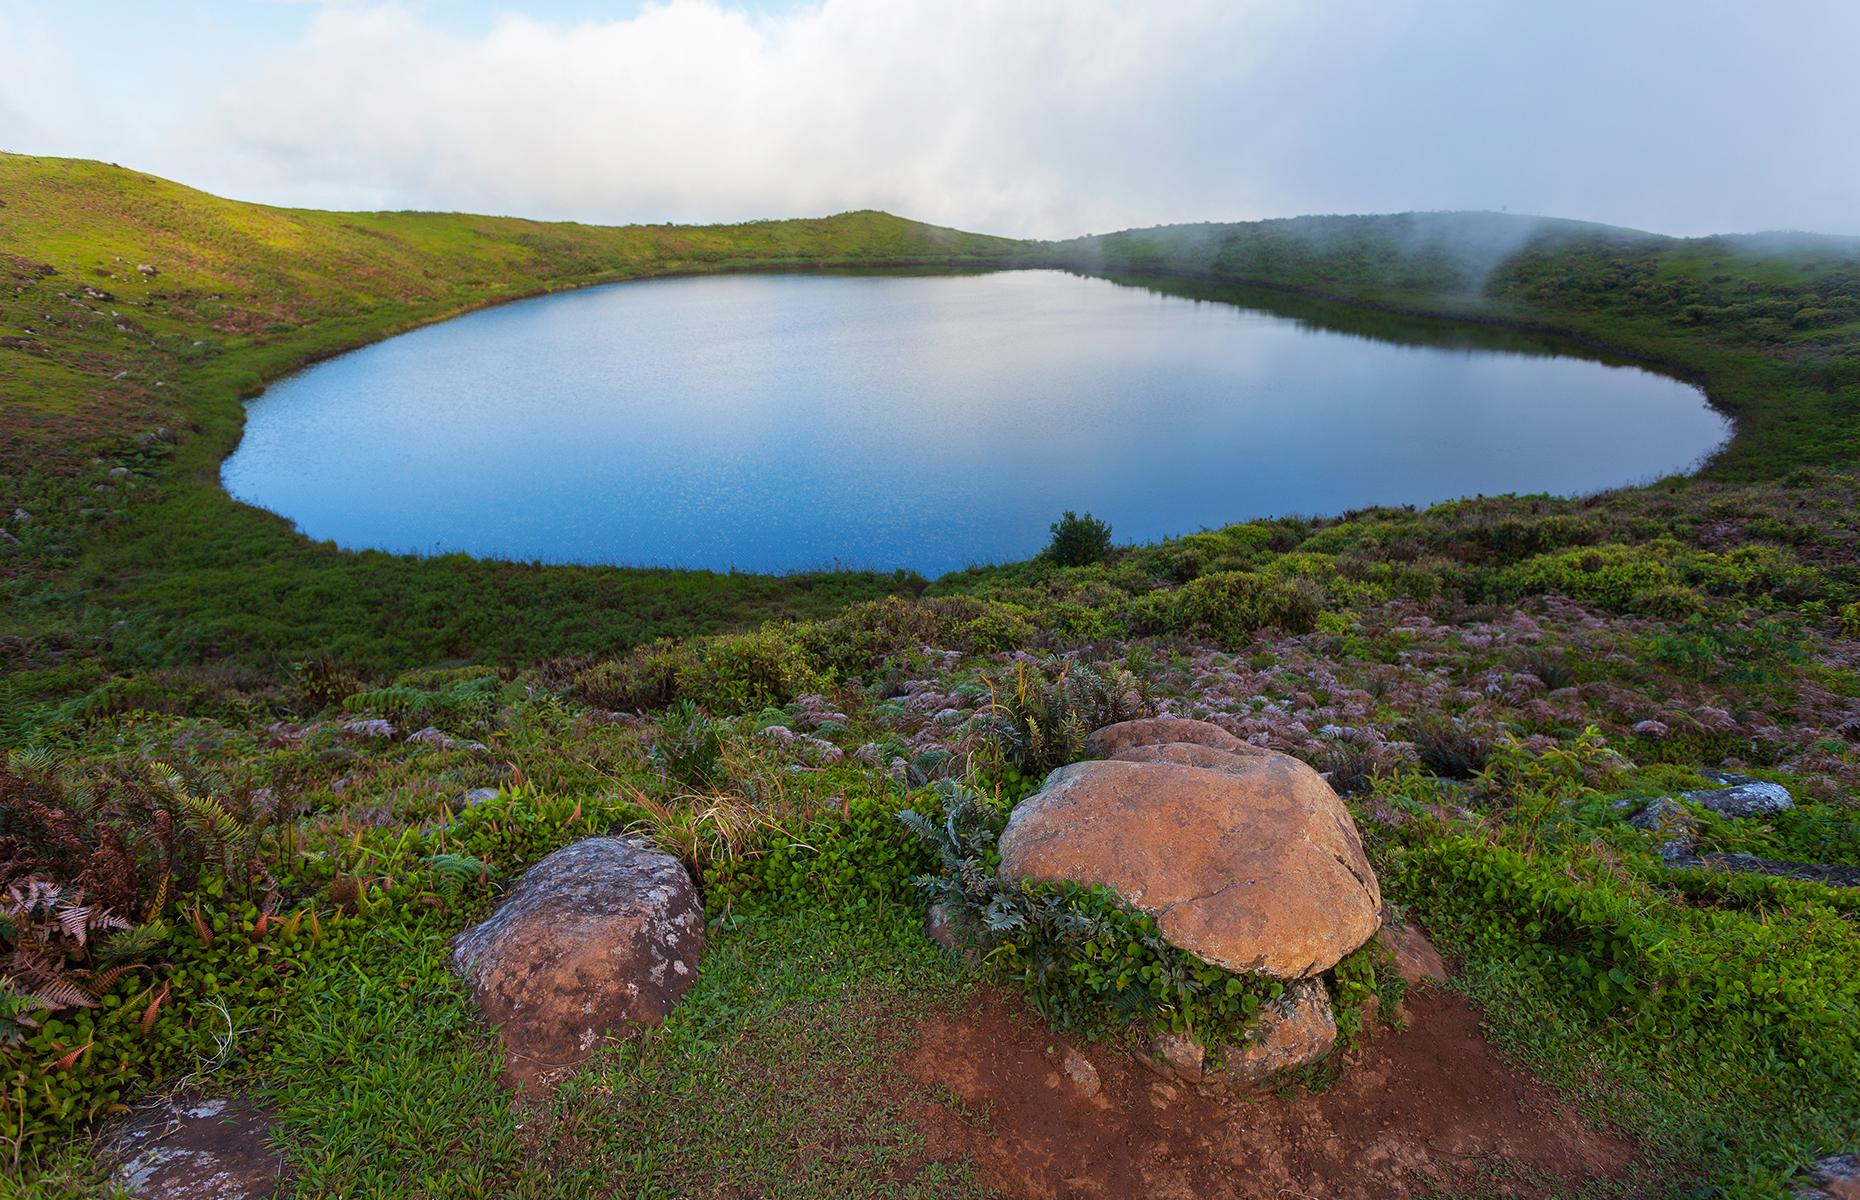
left=221, top=270, right=1728, bottom=575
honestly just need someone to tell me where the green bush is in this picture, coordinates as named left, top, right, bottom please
left=570, top=625, right=827, bottom=715
left=683, top=626, right=829, bottom=713
left=1132, top=570, right=1323, bottom=646
left=1642, top=612, right=1810, bottom=682
left=570, top=639, right=689, bottom=712
left=1042, top=511, right=1113, bottom=568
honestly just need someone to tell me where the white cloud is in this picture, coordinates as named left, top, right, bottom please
left=193, top=0, right=1297, bottom=235
left=7, top=0, right=1858, bottom=237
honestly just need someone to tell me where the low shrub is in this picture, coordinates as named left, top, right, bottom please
left=1132, top=570, right=1324, bottom=647
left=1401, top=715, right=1493, bottom=780
left=979, top=656, right=1147, bottom=779
left=1042, top=511, right=1114, bottom=568
left=570, top=625, right=827, bottom=715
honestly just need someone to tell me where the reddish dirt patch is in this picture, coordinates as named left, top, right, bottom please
left=899, top=986, right=1646, bottom=1199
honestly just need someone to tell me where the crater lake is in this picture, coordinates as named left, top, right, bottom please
left=220, top=269, right=1730, bottom=575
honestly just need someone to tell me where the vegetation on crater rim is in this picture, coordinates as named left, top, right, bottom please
left=3, top=152, right=1860, bottom=1196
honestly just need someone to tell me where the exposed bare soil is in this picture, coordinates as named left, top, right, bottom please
left=899, top=985, right=1651, bottom=1200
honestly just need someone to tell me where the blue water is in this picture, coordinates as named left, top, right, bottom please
left=221, top=270, right=1729, bottom=576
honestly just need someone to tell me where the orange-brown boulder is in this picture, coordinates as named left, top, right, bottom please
left=1110, top=742, right=1269, bottom=770
left=1084, top=716, right=1249, bottom=759
left=453, top=837, right=704, bottom=1083
left=997, top=756, right=1380, bottom=978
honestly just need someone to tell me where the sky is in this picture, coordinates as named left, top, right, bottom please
left=2, top=0, right=1855, bottom=240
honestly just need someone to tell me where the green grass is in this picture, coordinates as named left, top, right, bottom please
left=256, top=909, right=986, bottom=1199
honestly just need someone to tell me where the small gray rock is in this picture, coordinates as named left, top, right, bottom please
left=1627, top=797, right=1698, bottom=859
left=1790, top=1152, right=1860, bottom=1199
left=1152, top=1030, right=1205, bottom=1082
left=1683, top=780, right=1794, bottom=820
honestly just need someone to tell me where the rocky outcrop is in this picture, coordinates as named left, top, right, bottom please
left=453, top=837, right=704, bottom=1082
left=998, top=751, right=1381, bottom=978
left=1685, top=773, right=1795, bottom=819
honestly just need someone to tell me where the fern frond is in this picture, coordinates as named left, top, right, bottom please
left=426, top=854, right=494, bottom=901
left=96, top=923, right=168, bottom=967
left=23, top=977, right=99, bottom=1010
left=179, top=792, right=252, bottom=855
left=55, top=903, right=94, bottom=948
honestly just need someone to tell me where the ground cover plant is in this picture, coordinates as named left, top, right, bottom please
left=3, top=152, right=1860, bottom=1195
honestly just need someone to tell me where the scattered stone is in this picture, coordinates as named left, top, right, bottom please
left=0, top=530, right=17, bottom=545
left=757, top=723, right=844, bottom=764
left=1084, top=716, right=1249, bottom=759
left=12, top=508, right=29, bottom=522
left=458, top=787, right=501, bottom=808
left=406, top=726, right=488, bottom=753
left=1061, top=1047, right=1101, bottom=1097
left=1153, top=1030, right=1205, bottom=1082
left=99, top=1093, right=283, bottom=1199
left=1673, top=851, right=1860, bottom=890
left=453, top=837, right=704, bottom=1084
left=1792, top=1153, right=1860, bottom=1200
left=1684, top=777, right=1795, bottom=819
left=998, top=754, right=1381, bottom=977
left=137, top=262, right=159, bottom=275
left=1627, top=796, right=1698, bottom=859
left=1379, top=920, right=1449, bottom=986
left=923, top=901, right=977, bottom=952
left=1211, top=978, right=1337, bottom=1084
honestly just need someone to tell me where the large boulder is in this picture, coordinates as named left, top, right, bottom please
left=453, top=837, right=704, bottom=1081
left=997, top=754, right=1380, bottom=978
left=1110, top=742, right=1269, bottom=771
left=1085, top=716, right=1253, bottom=759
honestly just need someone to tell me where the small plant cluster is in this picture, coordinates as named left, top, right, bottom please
left=705, top=791, right=937, bottom=919
left=981, top=656, right=1150, bottom=778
